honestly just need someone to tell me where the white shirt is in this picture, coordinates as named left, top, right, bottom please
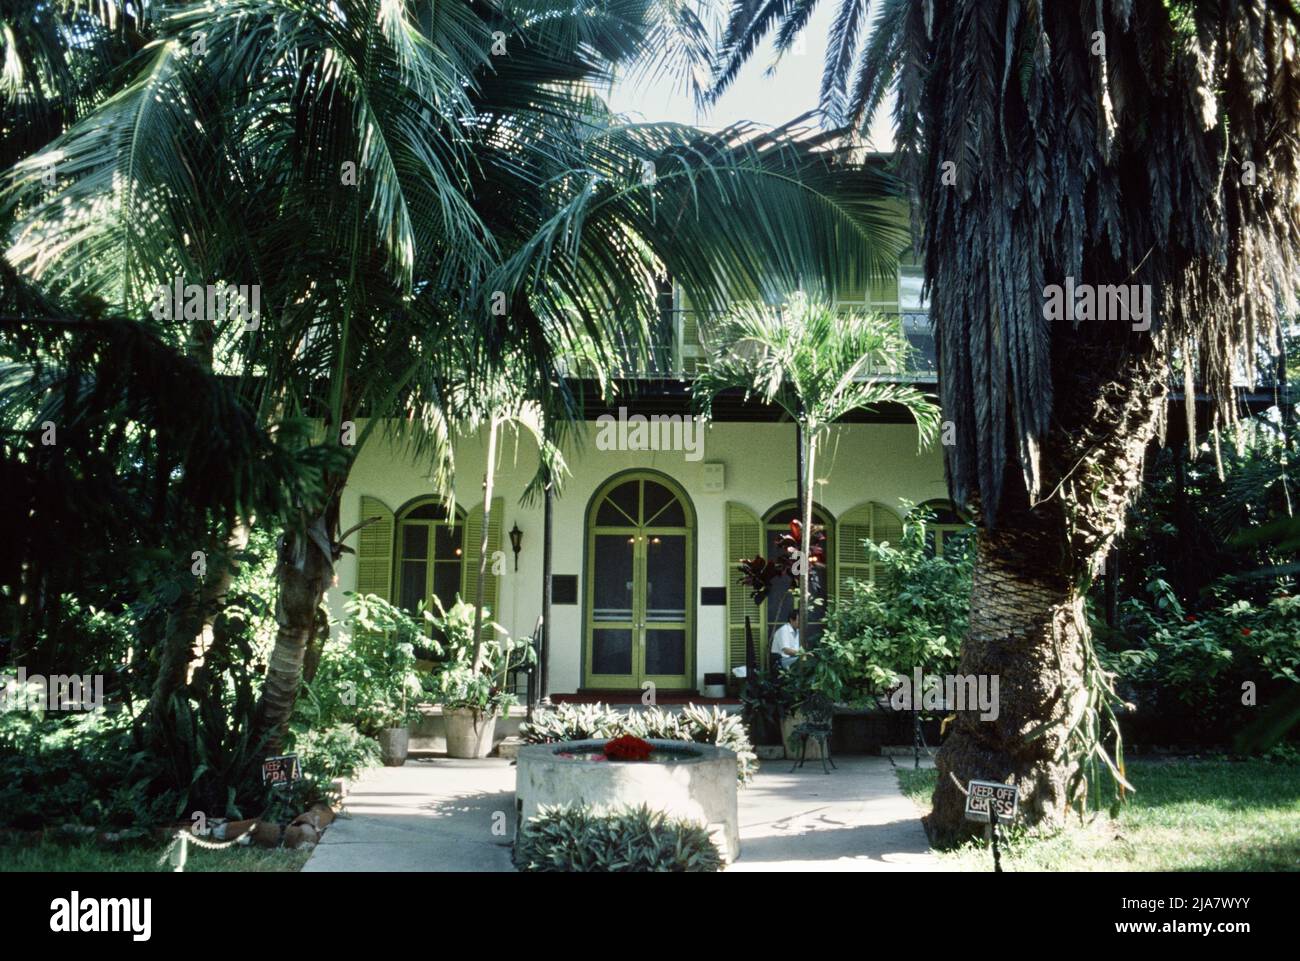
left=771, top=623, right=800, bottom=655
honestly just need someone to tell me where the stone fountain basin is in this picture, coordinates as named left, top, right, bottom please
left=515, top=738, right=740, bottom=863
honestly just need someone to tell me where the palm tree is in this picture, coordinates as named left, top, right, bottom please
left=5, top=0, right=911, bottom=754
left=712, top=0, right=1300, bottom=843
left=695, top=294, right=940, bottom=641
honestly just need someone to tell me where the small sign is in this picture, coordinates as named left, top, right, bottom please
left=261, top=754, right=302, bottom=787
left=964, top=780, right=1018, bottom=823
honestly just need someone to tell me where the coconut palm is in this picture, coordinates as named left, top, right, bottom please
left=712, top=0, right=1300, bottom=843
left=695, top=295, right=940, bottom=642
left=4, top=0, right=912, bottom=753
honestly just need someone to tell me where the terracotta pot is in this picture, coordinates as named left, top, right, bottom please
left=443, top=707, right=498, bottom=758
left=377, top=727, right=410, bottom=766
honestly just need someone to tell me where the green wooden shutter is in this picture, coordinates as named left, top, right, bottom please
left=356, top=495, right=395, bottom=600
left=460, top=497, right=505, bottom=630
left=725, top=501, right=763, bottom=674
left=836, top=501, right=904, bottom=602
left=678, top=288, right=706, bottom=376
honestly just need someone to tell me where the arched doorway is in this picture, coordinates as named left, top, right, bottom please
left=762, top=501, right=834, bottom=660
left=585, top=472, right=695, bottom=690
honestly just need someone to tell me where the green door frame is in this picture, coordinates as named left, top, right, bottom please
left=583, top=471, right=696, bottom=691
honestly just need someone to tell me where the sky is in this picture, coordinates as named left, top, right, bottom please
left=604, top=6, right=897, bottom=150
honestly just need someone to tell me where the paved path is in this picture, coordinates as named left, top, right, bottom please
left=304, top=754, right=939, bottom=872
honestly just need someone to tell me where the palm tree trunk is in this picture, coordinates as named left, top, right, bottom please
left=471, top=415, right=500, bottom=672
left=928, top=342, right=1167, bottom=847
left=926, top=521, right=1087, bottom=845
left=799, top=429, right=815, bottom=645
left=254, top=509, right=337, bottom=757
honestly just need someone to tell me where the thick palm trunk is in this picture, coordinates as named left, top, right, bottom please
left=927, top=521, right=1087, bottom=844
left=928, top=342, right=1167, bottom=847
left=254, top=510, right=336, bottom=757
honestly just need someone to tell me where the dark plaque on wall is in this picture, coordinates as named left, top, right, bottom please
left=700, top=587, right=726, bottom=606
left=551, top=575, right=578, bottom=605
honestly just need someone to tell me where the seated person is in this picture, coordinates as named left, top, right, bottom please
left=770, top=609, right=801, bottom=669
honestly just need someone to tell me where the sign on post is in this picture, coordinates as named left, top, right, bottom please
left=964, top=780, right=1018, bottom=824
left=261, top=754, right=302, bottom=788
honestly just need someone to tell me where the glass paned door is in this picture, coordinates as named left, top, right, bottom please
left=590, top=534, right=636, bottom=677
left=586, top=477, right=693, bottom=690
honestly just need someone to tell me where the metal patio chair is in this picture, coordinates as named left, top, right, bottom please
left=789, top=693, right=837, bottom=774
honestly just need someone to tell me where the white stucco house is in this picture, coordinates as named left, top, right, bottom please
left=328, top=272, right=955, bottom=700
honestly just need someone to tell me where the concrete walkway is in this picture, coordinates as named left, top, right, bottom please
left=304, top=755, right=939, bottom=872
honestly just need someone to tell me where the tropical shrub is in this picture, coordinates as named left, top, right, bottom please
left=307, top=594, right=427, bottom=736
left=518, top=702, right=623, bottom=742
left=1103, top=577, right=1300, bottom=743
left=289, top=723, right=382, bottom=803
left=814, top=511, right=971, bottom=700
left=419, top=598, right=530, bottom=716
left=520, top=703, right=757, bottom=784
left=514, top=804, right=723, bottom=873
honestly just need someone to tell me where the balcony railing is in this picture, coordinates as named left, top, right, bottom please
left=557, top=309, right=937, bottom=382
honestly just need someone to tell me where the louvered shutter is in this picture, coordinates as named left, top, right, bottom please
left=836, top=501, right=903, bottom=602
left=356, top=495, right=394, bottom=600
left=725, top=502, right=763, bottom=674
left=460, top=497, right=505, bottom=636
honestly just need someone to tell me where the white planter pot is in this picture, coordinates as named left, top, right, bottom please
left=444, top=708, right=498, bottom=758
left=377, top=727, right=410, bottom=766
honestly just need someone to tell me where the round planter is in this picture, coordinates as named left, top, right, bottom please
left=377, top=727, right=409, bottom=767
left=516, top=739, right=740, bottom=863
left=444, top=707, right=498, bottom=758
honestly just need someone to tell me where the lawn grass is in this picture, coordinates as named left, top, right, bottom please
left=0, top=839, right=311, bottom=872
left=897, top=758, right=1300, bottom=871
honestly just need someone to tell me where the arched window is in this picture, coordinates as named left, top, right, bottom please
left=395, top=500, right=465, bottom=615
left=914, top=499, right=972, bottom=558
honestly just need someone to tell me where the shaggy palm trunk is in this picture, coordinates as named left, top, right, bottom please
left=927, top=517, right=1087, bottom=843
left=254, top=508, right=337, bottom=757
left=928, top=343, right=1167, bottom=847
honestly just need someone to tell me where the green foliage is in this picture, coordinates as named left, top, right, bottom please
left=518, top=702, right=623, bottom=742
left=812, top=511, right=971, bottom=700
left=306, top=593, right=428, bottom=736
left=287, top=723, right=381, bottom=800
left=514, top=804, right=723, bottom=873
left=419, top=597, right=528, bottom=716
left=1102, top=577, right=1300, bottom=742
left=519, top=702, right=757, bottom=784
left=0, top=710, right=171, bottom=831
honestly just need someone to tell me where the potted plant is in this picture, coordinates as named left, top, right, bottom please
left=315, top=593, right=431, bottom=766
left=425, top=598, right=533, bottom=758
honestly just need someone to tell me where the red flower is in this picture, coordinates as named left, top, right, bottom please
left=603, top=735, right=655, bottom=761
left=1241, top=628, right=1252, bottom=637
left=1185, top=615, right=1197, bottom=623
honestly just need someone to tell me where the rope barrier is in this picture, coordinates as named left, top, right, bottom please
left=157, top=827, right=254, bottom=871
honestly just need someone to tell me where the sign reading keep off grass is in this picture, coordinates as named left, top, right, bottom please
left=964, top=780, right=1018, bottom=823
